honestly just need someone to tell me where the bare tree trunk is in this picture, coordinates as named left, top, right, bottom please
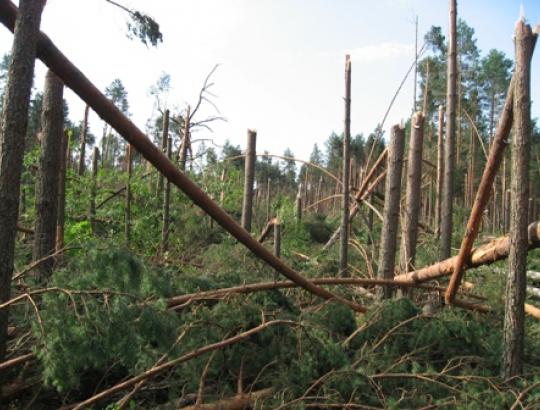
left=0, top=1, right=367, bottom=314
left=0, top=0, right=46, bottom=362
left=55, top=131, right=68, bottom=256
left=504, top=189, right=511, bottom=232
left=33, top=70, right=64, bottom=281
left=161, top=137, right=172, bottom=254
left=295, top=185, right=303, bottom=222
left=502, top=20, right=534, bottom=379
left=125, top=144, right=133, bottom=244
left=157, top=109, right=169, bottom=195
left=440, top=0, right=457, bottom=260
left=340, top=55, right=352, bottom=277
left=77, top=104, right=90, bottom=175
left=377, top=124, right=405, bottom=298
left=316, top=175, right=323, bottom=214
left=179, top=106, right=190, bottom=172
left=266, top=177, right=271, bottom=220
left=273, top=220, right=281, bottom=258
left=436, top=105, right=445, bottom=238
left=400, top=112, right=424, bottom=272
left=241, top=130, right=256, bottom=232
left=89, top=146, right=99, bottom=229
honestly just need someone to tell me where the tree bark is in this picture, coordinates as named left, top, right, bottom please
left=89, top=146, right=99, bottom=229
left=179, top=106, right=190, bottom=172
left=0, top=0, right=367, bottom=314
left=32, top=70, right=64, bottom=281
left=435, top=105, right=445, bottom=238
left=400, top=112, right=424, bottom=272
left=157, top=108, right=169, bottom=195
left=77, top=104, right=89, bottom=175
left=440, top=0, right=457, bottom=259
left=161, top=137, right=172, bottom=254
left=502, top=20, right=534, bottom=379
left=55, top=130, right=68, bottom=255
left=0, top=0, right=46, bottom=362
left=377, top=124, right=405, bottom=298
left=340, top=55, right=352, bottom=276
left=125, top=143, right=133, bottom=244
left=241, top=129, right=256, bottom=232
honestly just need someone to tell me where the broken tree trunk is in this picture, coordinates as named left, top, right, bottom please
left=157, top=108, right=169, bottom=196
left=435, top=105, right=445, bottom=238
left=395, top=221, right=540, bottom=284
left=88, top=146, right=99, bottom=229
left=400, top=112, right=424, bottom=272
left=179, top=105, right=190, bottom=172
left=33, top=70, right=64, bottom=281
left=340, top=55, right=352, bottom=276
left=77, top=104, right=89, bottom=175
left=161, top=137, right=172, bottom=254
left=440, top=0, right=457, bottom=260
left=377, top=124, right=405, bottom=298
left=0, top=0, right=366, bottom=313
left=444, top=25, right=538, bottom=305
left=502, top=20, right=534, bottom=380
left=0, top=0, right=46, bottom=362
left=241, top=129, right=256, bottom=232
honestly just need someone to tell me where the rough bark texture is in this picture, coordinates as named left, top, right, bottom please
left=125, top=143, right=133, bottom=244
left=377, top=124, right=405, bottom=298
left=241, top=129, right=256, bottom=232
left=340, top=55, right=352, bottom=276
left=161, top=137, right=172, bottom=254
left=440, top=0, right=457, bottom=259
left=179, top=106, right=190, bottom=172
left=55, top=130, right=68, bottom=254
left=502, top=20, right=533, bottom=380
left=400, top=112, right=424, bottom=272
left=77, top=104, right=89, bottom=175
left=436, top=105, right=445, bottom=237
left=157, top=109, right=169, bottom=194
left=0, top=0, right=366, bottom=314
left=32, top=70, right=64, bottom=281
left=0, top=0, right=46, bottom=362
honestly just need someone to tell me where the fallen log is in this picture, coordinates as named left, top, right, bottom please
left=257, top=218, right=277, bottom=243
left=0, top=1, right=365, bottom=314
left=16, top=224, right=33, bottom=234
left=179, top=388, right=274, bottom=410
left=395, top=221, right=540, bottom=284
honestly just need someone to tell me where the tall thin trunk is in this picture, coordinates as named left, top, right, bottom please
left=125, top=143, right=133, bottom=244
left=179, top=106, right=190, bottom=172
left=422, top=60, right=430, bottom=116
left=33, top=70, right=64, bottom=281
left=377, top=124, right=405, bottom=298
left=266, top=177, right=271, bottom=220
left=55, top=131, right=69, bottom=256
left=241, top=129, right=256, bottom=232
left=157, top=109, right=169, bottom=195
left=436, top=105, right=445, bottom=238
left=161, top=137, right=172, bottom=254
left=413, top=15, right=418, bottom=112
left=340, top=55, right=352, bottom=277
left=89, top=146, right=99, bottom=229
left=502, top=20, right=534, bottom=379
left=400, top=112, right=424, bottom=272
left=295, top=185, right=303, bottom=222
left=77, top=104, right=90, bottom=175
left=440, top=0, right=457, bottom=259
left=0, top=0, right=46, bottom=362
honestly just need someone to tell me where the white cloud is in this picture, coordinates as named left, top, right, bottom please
left=347, top=42, right=414, bottom=63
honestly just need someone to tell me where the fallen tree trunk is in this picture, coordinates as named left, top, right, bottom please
left=0, top=0, right=365, bottom=314
left=395, top=221, right=540, bottom=284
left=179, top=388, right=274, bottom=410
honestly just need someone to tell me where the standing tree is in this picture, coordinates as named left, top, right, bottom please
left=340, top=55, right=351, bottom=277
left=0, top=0, right=46, bottom=362
left=33, top=70, right=64, bottom=281
left=440, top=0, right=457, bottom=259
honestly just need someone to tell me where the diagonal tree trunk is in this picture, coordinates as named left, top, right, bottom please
left=32, top=70, right=64, bottom=282
left=440, top=0, right=457, bottom=260
left=377, top=124, right=405, bottom=298
left=502, top=20, right=534, bottom=379
left=0, top=0, right=46, bottom=363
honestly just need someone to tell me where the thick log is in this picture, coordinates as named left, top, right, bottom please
left=395, top=221, right=540, bottom=284
left=0, top=1, right=365, bottom=313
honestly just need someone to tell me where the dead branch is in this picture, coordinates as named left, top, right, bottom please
left=179, top=387, right=274, bottom=410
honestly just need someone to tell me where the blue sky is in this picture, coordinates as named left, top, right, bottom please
left=0, top=0, right=538, bottom=161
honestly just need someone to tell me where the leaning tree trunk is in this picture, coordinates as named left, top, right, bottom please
left=77, top=104, right=90, bottom=175
left=400, top=112, right=424, bottom=272
left=33, top=70, right=64, bottom=282
left=340, top=54, right=352, bottom=276
left=377, top=124, right=405, bottom=298
left=241, top=129, right=256, bottom=232
left=502, top=20, right=534, bottom=380
left=0, top=0, right=46, bottom=363
left=179, top=105, right=190, bottom=172
left=440, top=0, right=457, bottom=260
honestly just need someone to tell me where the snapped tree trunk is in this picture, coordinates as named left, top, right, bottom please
left=33, top=70, right=64, bottom=281
left=125, top=143, right=133, bottom=244
left=161, top=137, right=172, bottom=254
left=0, top=0, right=46, bottom=362
left=440, top=0, right=457, bottom=260
left=377, top=124, right=405, bottom=298
left=77, top=104, right=89, bottom=175
left=400, top=112, right=424, bottom=272
left=502, top=20, right=534, bottom=380
left=157, top=108, right=169, bottom=195
left=340, top=55, right=352, bottom=276
left=435, top=105, right=445, bottom=238
left=89, top=146, right=99, bottom=229
left=179, top=106, right=190, bottom=172
left=241, top=129, right=256, bottom=232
